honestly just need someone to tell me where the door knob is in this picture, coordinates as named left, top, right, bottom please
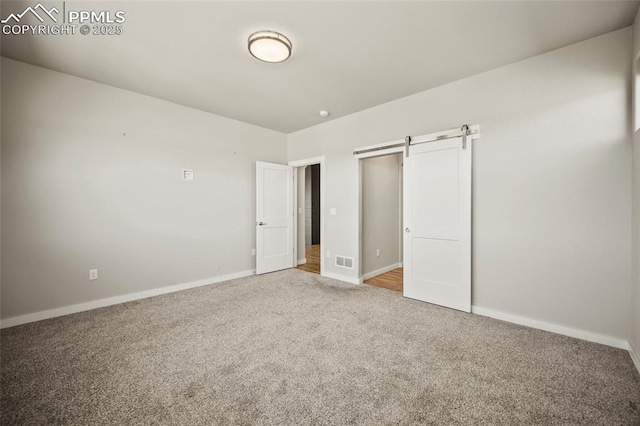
left=405, top=227, right=410, bottom=233
left=257, top=221, right=267, bottom=226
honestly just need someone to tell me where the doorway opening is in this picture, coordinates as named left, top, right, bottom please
left=290, top=157, right=325, bottom=275
left=360, top=153, right=403, bottom=292
left=296, top=164, right=321, bottom=274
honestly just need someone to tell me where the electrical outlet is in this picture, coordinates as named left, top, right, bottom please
left=298, top=207, right=302, bottom=214
left=89, top=269, right=98, bottom=280
left=376, top=249, right=380, bottom=257
left=251, top=248, right=256, bottom=256
left=326, top=250, right=330, bottom=258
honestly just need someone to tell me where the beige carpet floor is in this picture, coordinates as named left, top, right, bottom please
left=2, top=269, right=639, bottom=425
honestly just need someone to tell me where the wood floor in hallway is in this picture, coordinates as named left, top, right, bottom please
left=364, top=268, right=403, bottom=292
left=296, top=244, right=320, bottom=274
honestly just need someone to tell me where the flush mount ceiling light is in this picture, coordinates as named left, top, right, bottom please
left=248, top=31, right=292, bottom=63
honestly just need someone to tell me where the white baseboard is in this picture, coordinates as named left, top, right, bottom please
left=322, top=271, right=362, bottom=285
left=629, top=340, right=640, bottom=374
left=0, top=269, right=256, bottom=329
left=297, top=258, right=307, bottom=265
left=471, top=306, right=629, bottom=350
left=362, top=263, right=402, bottom=281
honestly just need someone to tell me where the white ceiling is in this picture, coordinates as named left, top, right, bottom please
left=2, top=1, right=638, bottom=133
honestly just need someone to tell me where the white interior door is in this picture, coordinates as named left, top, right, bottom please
left=403, top=137, right=472, bottom=312
left=256, top=161, right=294, bottom=275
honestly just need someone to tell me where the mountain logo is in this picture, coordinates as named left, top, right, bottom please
left=1, top=3, right=59, bottom=24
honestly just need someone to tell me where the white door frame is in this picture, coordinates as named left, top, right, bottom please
left=288, top=156, right=326, bottom=276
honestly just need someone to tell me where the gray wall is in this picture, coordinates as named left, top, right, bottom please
left=632, top=11, right=640, bottom=360
left=361, top=154, right=401, bottom=276
left=1, top=58, right=287, bottom=319
left=288, top=29, right=633, bottom=341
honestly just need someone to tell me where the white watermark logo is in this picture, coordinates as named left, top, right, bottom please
left=1, top=2, right=126, bottom=36
left=1, top=3, right=59, bottom=24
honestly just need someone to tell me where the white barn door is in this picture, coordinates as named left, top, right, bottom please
left=403, top=137, right=472, bottom=312
left=256, top=162, right=294, bottom=275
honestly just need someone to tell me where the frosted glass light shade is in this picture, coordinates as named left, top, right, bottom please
left=248, top=31, right=292, bottom=63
